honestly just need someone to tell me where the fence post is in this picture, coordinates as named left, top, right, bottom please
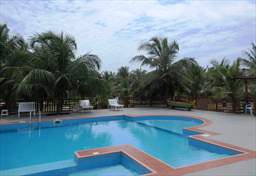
left=254, top=98, right=256, bottom=115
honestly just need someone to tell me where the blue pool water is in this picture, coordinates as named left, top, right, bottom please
left=0, top=115, right=240, bottom=172
left=70, top=165, right=139, bottom=176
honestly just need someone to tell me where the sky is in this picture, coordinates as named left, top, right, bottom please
left=0, top=0, right=255, bottom=71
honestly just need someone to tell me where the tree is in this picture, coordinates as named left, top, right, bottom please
left=1, top=23, right=254, bottom=113
left=131, top=37, right=196, bottom=101
left=241, top=43, right=256, bottom=76
left=241, top=43, right=256, bottom=98
left=129, top=69, right=147, bottom=97
left=179, top=59, right=206, bottom=104
left=208, top=59, right=243, bottom=112
left=15, top=31, right=102, bottom=112
left=0, top=24, right=30, bottom=108
left=115, top=66, right=130, bottom=97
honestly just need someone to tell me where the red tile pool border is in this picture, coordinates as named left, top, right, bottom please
left=1, top=114, right=255, bottom=175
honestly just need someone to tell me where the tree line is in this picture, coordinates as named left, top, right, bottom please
left=0, top=24, right=255, bottom=110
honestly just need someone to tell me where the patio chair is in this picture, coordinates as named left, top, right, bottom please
left=245, top=103, right=253, bottom=115
left=18, top=102, right=36, bottom=120
left=79, top=100, right=93, bottom=111
left=108, top=99, right=124, bottom=111
left=1, top=109, right=8, bottom=117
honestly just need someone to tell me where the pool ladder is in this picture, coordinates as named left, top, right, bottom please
left=28, top=109, right=41, bottom=127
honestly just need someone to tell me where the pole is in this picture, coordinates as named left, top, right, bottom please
left=245, top=79, right=249, bottom=103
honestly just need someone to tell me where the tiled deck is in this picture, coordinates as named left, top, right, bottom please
left=1, top=108, right=256, bottom=175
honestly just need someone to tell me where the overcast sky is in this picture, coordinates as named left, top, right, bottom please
left=0, top=0, right=255, bottom=71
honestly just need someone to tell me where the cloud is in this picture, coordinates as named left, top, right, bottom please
left=0, top=0, right=255, bottom=71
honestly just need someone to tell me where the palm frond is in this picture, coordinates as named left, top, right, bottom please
left=77, top=54, right=101, bottom=70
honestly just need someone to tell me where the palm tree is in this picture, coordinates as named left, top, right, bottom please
left=131, top=37, right=179, bottom=73
left=101, top=71, right=115, bottom=94
left=129, top=69, right=147, bottom=97
left=18, top=31, right=102, bottom=112
left=0, top=24, right=11, bottom=87
left=179, top=59, right=206, bottom=104
left=241, top=43, right=256, bottom=76
left=0, top=24, right=30, bottom=108
left=70, top=53, right=101, bottom=97
left=208, top=59, right=243, bottom=112
left=131, top=37, right=195, bottom=101
left=113, top=66, right=130, bottom=98
left=29, top=32, right=76, bottom=99
left=241, top=43, right=256, bottom=99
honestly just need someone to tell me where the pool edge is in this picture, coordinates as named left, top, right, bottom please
left=0, top=114, right=255, bottom=175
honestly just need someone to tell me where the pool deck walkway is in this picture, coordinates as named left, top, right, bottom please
left=1, top=107, right=256, bottom=175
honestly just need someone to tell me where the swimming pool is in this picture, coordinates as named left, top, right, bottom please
left=0, top=115, right=241, bottom=175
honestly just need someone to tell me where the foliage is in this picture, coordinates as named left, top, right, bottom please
left=207, top=59, right=243, bottom=111
left=0, top=23, right=255, bottom=112
left=241, top=43, right=256, bottom=97
left=241, top=43, right=256, bottom=76
left=178, top=59, right=206, bottom=100
left=131, top=37, right=200, bottom=100
left=0, top=24, right=106, bottom=110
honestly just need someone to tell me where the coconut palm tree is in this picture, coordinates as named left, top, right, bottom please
left=241, top=43, right=256, bottom=98
left=241, top=43, right=256, bottom=76
left=131, top=37, right=195, bottom=100
left=0, top=24, right=11, bottom=87
left=129, top=69, right=147, bottom=97
left=17, top=31, right=102, bottom=112
left=28, top=32, right=76, bottom=99
left=113, top=66, right=130, bottom=98
left=0, top=24, right=30, bottom=108
left=131, top=37, right=179, bottom=73
left=208, top=59, right=243, bottom=112
left=179, top=59, right=206, bottom=104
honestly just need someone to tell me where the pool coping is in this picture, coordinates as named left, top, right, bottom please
left=0, top=114, right=256, bottom=175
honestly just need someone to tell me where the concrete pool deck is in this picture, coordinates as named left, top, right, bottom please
left=1, top=107, right=255, bottom=175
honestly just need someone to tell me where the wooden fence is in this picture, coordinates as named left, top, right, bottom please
left=0, top=96, right=255, bottom=115
left=0, top=99, right=81, bottom=115
left=128, top=96, right=168, bottom=107
left=128, top=96, right=256, bottom=114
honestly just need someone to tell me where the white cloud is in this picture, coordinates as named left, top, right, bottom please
left=0, top=0, right=255, bottom=71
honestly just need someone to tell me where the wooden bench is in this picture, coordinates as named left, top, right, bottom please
left=168, top=101, right=193, bottom=111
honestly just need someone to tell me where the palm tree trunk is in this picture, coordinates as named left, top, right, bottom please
left=194, top=96, right=198, bottom=109
left=231, top=96, right=237, bottom=113
left=165, top=96, right=169, bottom=107
left=124, top=97, right=129, bottom=108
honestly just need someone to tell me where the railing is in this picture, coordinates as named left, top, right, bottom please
left=0, top=99, right=81, bottom=115
left=195, top=97, right=256, bottom=114
left=1, top=96, right=255, bottom=115
left=36, top=99, right=84, bottom=114
left=1, top=97, right=109, bottom=115
left=128, top=96, right=256, bottom=114
left=128, top=96, right=169, bottom=107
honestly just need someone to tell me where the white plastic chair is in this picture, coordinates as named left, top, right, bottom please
left=108, top=99, right=124, bottom=110
left=245, top=103, right=253, bottom=115
left=79, top=100, right=93, bottom=111
left=1, top=109, right=8, bottom=117
left=18, top=102, right=36, bottom=120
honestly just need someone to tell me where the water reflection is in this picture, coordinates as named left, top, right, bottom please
left=120, top=120, right=228, bottom=167
left=0, top=119, right=231, bottom=170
